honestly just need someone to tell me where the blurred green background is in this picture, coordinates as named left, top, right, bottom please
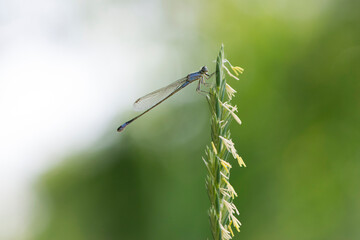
left=29, top=0, right=360, bottom=239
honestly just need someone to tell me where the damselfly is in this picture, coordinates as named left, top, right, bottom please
left=117, top=66, right=213, bottom=132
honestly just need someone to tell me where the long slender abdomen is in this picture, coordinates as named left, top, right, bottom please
left=117, top=120, right=133, bottom=132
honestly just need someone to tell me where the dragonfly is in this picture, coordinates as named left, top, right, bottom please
left=117, top=66, right=213, bottom=132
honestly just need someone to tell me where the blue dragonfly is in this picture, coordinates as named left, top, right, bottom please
left=117, top=66, right=213, bottom=132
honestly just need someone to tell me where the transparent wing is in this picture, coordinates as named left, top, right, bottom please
left=133, top=77, right=187, bottom=111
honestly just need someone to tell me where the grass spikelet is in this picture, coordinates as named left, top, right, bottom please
left=204, top=44, right=245, bottom=240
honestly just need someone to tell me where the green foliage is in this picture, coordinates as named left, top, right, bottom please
left=30, top=0, right=360, bottom=239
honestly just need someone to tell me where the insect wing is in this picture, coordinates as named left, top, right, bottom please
left=133, top=77, right=187, bottom=111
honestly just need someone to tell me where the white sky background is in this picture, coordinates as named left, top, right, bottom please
left=0, top=0, right=204, bottom=239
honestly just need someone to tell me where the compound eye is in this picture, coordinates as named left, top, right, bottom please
left=202, top=66, right=208, bottom=73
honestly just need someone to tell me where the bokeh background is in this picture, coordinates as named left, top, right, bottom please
left=1, top=0, right=359, bottom=239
